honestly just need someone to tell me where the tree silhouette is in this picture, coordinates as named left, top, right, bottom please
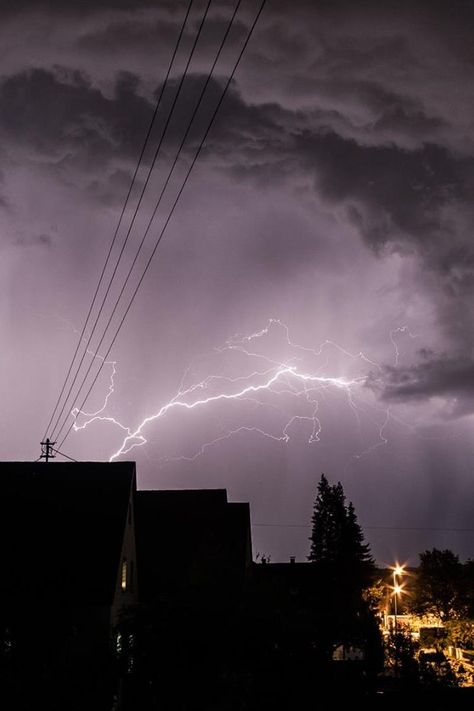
left=411, top=549, right=463, bottom=621
left=308, top=474, right=346, bottom=565
left=308, top=473, right=374, bottom=590
left=306, top=473, right=382, bottom=682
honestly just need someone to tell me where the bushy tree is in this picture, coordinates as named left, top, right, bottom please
left=410, top=549, right=464, bottom=621
left=445, top=619, right=474, bottom=650
left=385, top=629, right=419, bottom=687
left=418, top=651, right=458, bottom=688
left=461, top=559, right=474, bottom=617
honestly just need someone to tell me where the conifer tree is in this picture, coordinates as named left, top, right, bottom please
left=308, top=473, right=374, bottom=589
left=307, top=474, right=382, bottom=671
left=308, top=474, right=346, bottom=564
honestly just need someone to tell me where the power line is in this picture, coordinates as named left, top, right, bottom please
left=53, top=0, right=245, bottom=442
left=51, top=447, right=78, bottom=463
left=57, top=0, right=266, bottom=450
left=44, top=0, right=198, bottom=442
left=251, top=523, right=474, bottom=533
left=53, top=0, right=251, bottom=444
left=43, top=0, right=195, bottom=442
left=49, top=0, right=211, bottom=441
left=365, top=526, right=474, bottom=533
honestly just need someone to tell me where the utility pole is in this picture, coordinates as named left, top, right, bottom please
left=393, top=569, right=398, bottom=633
left=40, top=438, right=56, bottom=462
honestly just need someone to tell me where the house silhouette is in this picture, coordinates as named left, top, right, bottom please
left=0, top=461, right=254, bottom=709
left=135, top=488, right=252, bottom=604
left=0, top=460, right=137, bottom=709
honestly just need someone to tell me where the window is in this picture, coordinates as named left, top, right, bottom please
left=121, top=559, right=128, bottom=591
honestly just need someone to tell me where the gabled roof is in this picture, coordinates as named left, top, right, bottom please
left=0, top=461, right=135, bottom=606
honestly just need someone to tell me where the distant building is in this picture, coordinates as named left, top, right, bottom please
left=251, top=558, right=318, bottom=602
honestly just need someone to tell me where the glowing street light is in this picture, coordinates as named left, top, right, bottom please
left=391, top=563, right=406, bottom=631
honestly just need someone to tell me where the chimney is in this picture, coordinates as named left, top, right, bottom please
left=290, top=556, right=295, bottom=564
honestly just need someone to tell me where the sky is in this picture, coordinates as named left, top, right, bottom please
left=1, top=0, right=474, bottom=564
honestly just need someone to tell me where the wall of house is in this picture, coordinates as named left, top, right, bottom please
left=111, top=486, right=138, bottom=627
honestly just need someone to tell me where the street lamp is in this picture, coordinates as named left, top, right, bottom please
left=390, top=563, right=406, bottom=677
left=393, top=584, right=402, bottom=630
left=391, top=563, right=406, bottom=631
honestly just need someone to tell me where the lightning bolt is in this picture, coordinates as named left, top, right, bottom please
left=65, top=317, right=423, bottom=464
left=71, top=358, right=130, bottom=434
left=107, top=366, right=367, bottom=461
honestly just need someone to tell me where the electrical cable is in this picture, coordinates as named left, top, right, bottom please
left=251, top=523, right=474, bottom=533
left=50, top=447, right=79, bottom=463
left=43, top=0, right=195, bottom=441
left=49, top=0, right=211, bottom=441
left=57, top=0, right=266, bottom=449
left=53, top=0, right=245, bottom=442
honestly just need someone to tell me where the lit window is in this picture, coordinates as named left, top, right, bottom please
left=121, top=559, right=128, bottom=591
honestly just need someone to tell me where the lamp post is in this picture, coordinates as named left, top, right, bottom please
left=392, top=564, right=405, bottom=631
left=393, top=581, right=402, bottom=631
left=391, top=564, right=405, bottom=677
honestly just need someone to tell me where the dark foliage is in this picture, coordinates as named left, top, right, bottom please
left=410, top=549, right=465, bottom=620
left=385, top=629, right=420, bottom=688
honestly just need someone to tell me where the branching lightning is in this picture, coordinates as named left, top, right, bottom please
left=67, top=318, right=419, bottom=464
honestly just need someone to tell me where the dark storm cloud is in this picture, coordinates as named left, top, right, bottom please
left=0, top=63, right=275, bottom=157
left=0, top=63, right=291, bottom=198
left=291, top=80, right=448, bottom=149
left=367, top=355, right=474, bottom=416
left=0, top=0, right=169, bottom=12
left=0, top=68, right=152, bottom=164
left=295, top=130, right=473, bottom=251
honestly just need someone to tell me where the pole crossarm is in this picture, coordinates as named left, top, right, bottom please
left=39, top=438, right=56, bottom=462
